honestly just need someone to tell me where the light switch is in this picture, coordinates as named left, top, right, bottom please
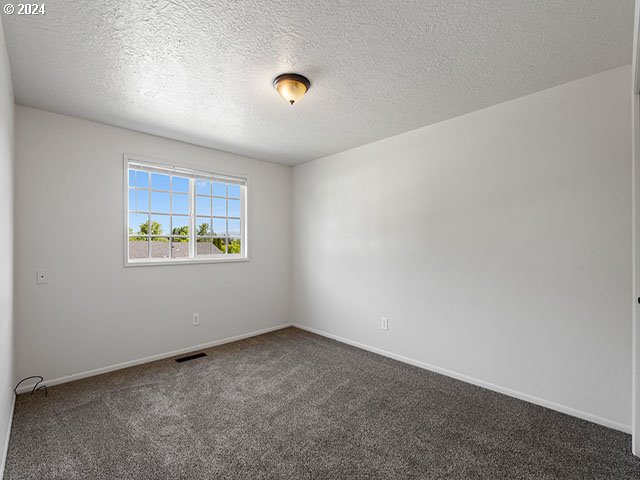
left=36, top=269, right=49, bottom=285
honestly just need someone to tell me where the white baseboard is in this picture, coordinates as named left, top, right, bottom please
left=0, top=395, right=15, bottom=480
left=293, top=323, right=631, bottom=434
left=16, top=323, right=293, bottom=395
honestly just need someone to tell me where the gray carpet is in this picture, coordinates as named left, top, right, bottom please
left=4, top=327, right=640, bottom=479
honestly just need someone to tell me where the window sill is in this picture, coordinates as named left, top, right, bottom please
left=124, top=256, right=250, bottom=267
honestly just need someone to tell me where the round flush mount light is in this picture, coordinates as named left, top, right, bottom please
left=273, top=73, right=310, bottom=105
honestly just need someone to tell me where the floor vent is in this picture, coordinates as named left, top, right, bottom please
left=175, top=352, right=207, bottom=363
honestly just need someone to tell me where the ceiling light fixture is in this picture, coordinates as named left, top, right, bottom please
left=273, top=73, right=310, bottom=105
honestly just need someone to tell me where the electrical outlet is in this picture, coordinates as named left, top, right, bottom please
left=381, top=317, right=388, bottom=331
left=192, top=313, right=200, bottom=326
left=36, top=269, right=49, bottom=285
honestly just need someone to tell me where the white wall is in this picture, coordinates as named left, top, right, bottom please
left=293, top=66, right=633, bottom=430
left=633, top=92, right=639, bottom=454
left=0, top=19, right=14, bottom=478
left=14, top=106, right=291, bottom=384
left=631, top=0, right=640, bottom=455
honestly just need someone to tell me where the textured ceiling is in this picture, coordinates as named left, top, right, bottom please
left=2, top=0, right=634, bottom=165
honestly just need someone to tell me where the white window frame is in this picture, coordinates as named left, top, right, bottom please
left=123, top=153, right=250, bottom=267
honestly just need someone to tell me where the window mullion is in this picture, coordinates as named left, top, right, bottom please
left=189, top=177, right=195, bottom=258
left=147, top=188, right=151, bottom=259
left=225, top=190, right=229, bottom=255
left=169, top=181, right=173, bottom=258
left=241, top=185, right=245, bottom=257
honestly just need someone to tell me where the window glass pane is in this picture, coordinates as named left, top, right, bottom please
left=213, top=198, right=226, bottom=217
left=228, top=184, right=241, bottom=199
left=150, top=237, right=170, bottom=258
left=129, top=170, right=149, bottom=188
left=196, top=217, right=211, bottom=236
left=128, top=189, right=134, bottom=210
left=228, top=199, right=241, bottom=218
left=228, top=218, right=241, bottom=236
left=228, top=238, right=241, bottom=254
left=129, top=213, right=148, bottom=235
left=172, top=193, right=189, bottom=215
left=212, top=237, right=226, bottom=254
left=171, top=238, right=190, bottom=258
left=196, top=196, right=211, bottom=216
left=196, top=237, right=213, bottom=256
left=171, top=216, right=189, bottom=236
left=139, top=190, right=151, bottom=211
left=129, top=189, right=149, bottom=212
left=151, top=173, right=170, bottom=191
left=137, top=171, right=150, bottom=188
left=172, top=176, right=189, bottom=193
left=213, top=182, right=226, bottom=197
left=137, top=171, right=149, bottom=188
left=128, top=237, right=148, bottom=259
left=151, top=191, right=170, bottom=213
left=212, top=218, right=226, bottom=236
left=150, top=214, right=170, bottom=236
left=196, top=179, right=211, bottom=196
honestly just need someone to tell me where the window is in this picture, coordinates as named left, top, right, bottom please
left=125, top=155, right=248, bottom=265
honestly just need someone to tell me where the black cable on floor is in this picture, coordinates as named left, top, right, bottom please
left=14, top=376, right=48, bottom=397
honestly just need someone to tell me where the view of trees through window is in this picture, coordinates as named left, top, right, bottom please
left=127, top=161, right=245, bottom=262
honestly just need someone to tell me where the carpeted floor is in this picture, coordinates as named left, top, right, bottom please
left=4, top=327, right=640, bottom=479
